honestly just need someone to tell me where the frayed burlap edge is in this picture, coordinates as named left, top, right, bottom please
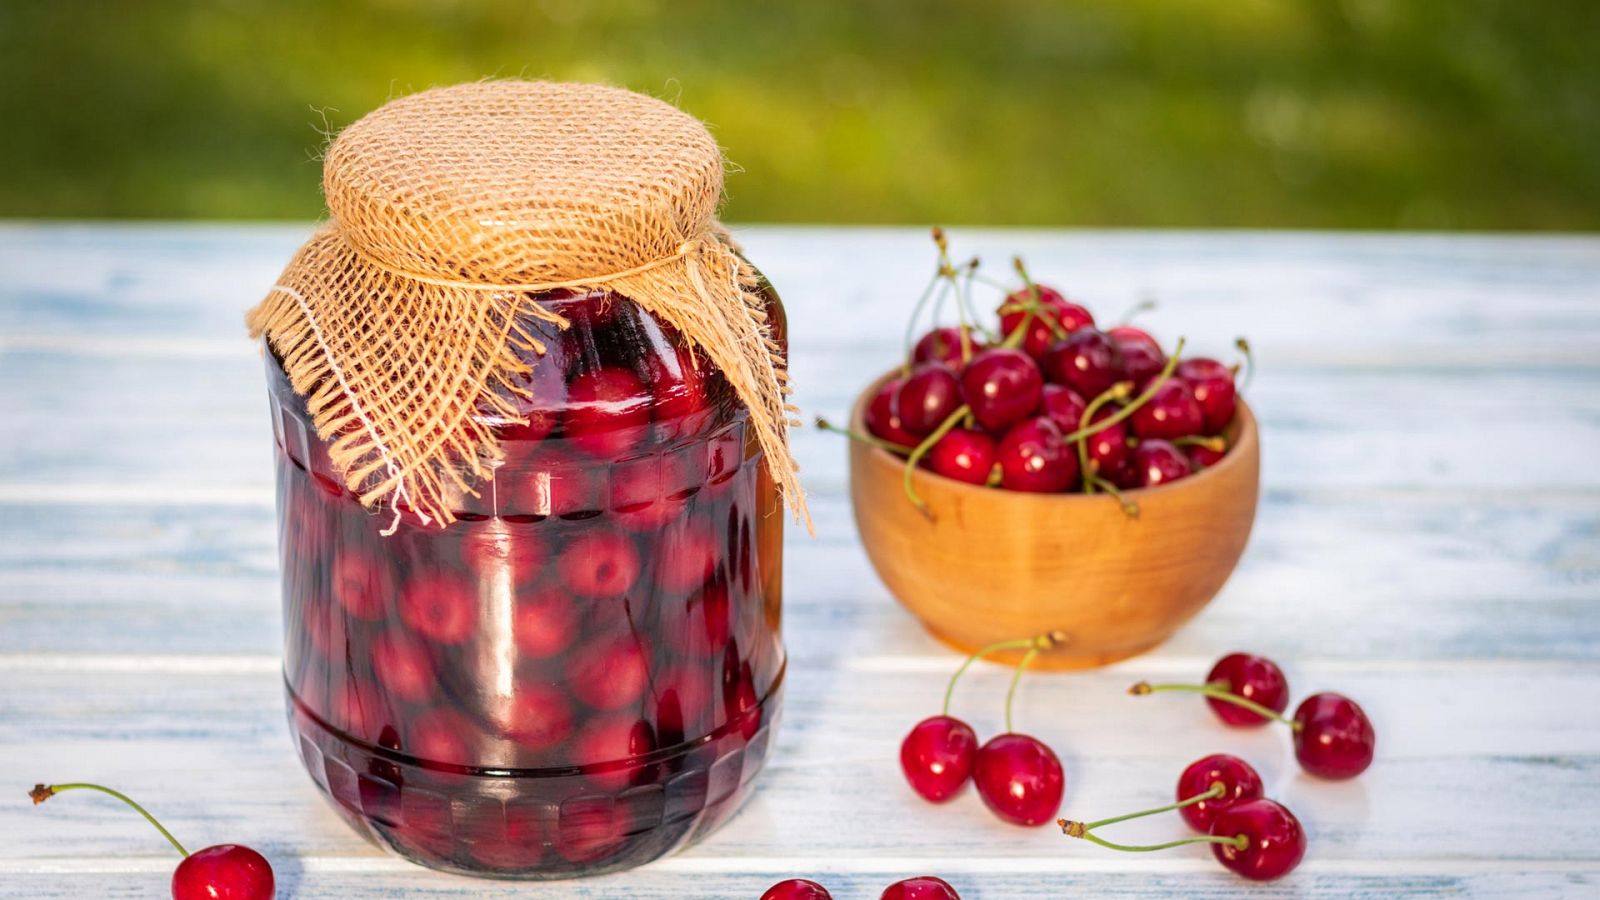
left=247, top=222, right=806, bottom=534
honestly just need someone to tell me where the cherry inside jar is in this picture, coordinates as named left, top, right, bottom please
left=265, top=284, right=787, bottom=879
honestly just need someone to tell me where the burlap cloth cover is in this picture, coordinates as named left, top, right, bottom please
left=247, top=80, right=804, bottom=532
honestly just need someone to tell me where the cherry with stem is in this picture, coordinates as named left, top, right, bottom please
left=902, top=403, right=973, bottom=516
left=815, top=416, right=914, bottom=456
left=30, top=782, right=275, bottom=899
left=1129, top=679, right=1297, bottom=728
left=1059, top=783, right=1236, bottom=852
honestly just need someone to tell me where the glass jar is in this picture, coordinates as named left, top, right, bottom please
left=265, top=282, right=787, bottom=878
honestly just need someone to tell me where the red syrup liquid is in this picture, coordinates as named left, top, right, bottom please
left=265, top=288, right=787, bottom=879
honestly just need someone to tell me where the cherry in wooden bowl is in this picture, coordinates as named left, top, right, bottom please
left=848, top=370, right=1259, bottom=669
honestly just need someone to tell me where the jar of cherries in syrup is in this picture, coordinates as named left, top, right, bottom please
left=265, top=280, right=787, bottom=878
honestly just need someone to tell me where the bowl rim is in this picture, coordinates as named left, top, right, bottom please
left=848, top=367, right=1259, bottom=503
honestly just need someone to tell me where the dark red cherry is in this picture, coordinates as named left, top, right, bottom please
left=1293, top=692, right=1376, bottom=779
left=762, top=879, right=834, bottom=900
left=973, top=733, right=1065, bottom=827
left=1131, top=439, right=1192, bottom=487
left=499, top=680, right=574, bottom=752
left=1177, top=357, right=1238, bottom=432
left=1186, top=441, right=1227, bottom=469
left=557, top=528, right=641, bottom=597
left=512, top=585, right=578, bottom=659
left=646, top=343, right=712, bottom=426
left=329, top=550, right=391, bottom=621
left=565, top=366, right=651, bottom=457
left=997, top=417, right=1079, bottom=493
left=1176, top=754, right=1265, bottom=832
left=925, top=427, right=996, bottom=486
left=398, top=575, right=477, bottom=645
left=895, top=364, right=964, bottom=436
left=407, top=707, right=475, bottom=765
left=1130, top=380, right=1205, bottom=440
left=573, top=715, right=657, bottom=791
left=1039, top=383, right=1086, bottom=433
left=172, top=844, right=276, bottom=900
left=865, top=377, right=921, bottom=448
left=961, top=347, right=1043, bottom=432
left=1208, top=799, right=1306, bottom=881
left=1042, top=328, right=1120, bottom=400
left=571, top=637, right=651, bottom=711
left=1108, top=326, right=1166, bottom=388
left=369, top=630, right=435, bottom=703
left=999, top=284, right=1094, bottom=360
left=900, top=715, right=979, bottom=803
left=913, top=326, right=983, bottom=369
left=1082, top=405, right=1130, bottom=476
left=1206, top=653, right=1290, bottom=727
left=881, top=875, right=962, bottom=900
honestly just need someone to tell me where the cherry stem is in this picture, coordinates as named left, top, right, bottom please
left=1072, top=830, right=1248, bottom=854
left=1129, top=681, right=1302, bottom=730
left=814, top=416, right=913, bottom=455
left=901, top=228, right=951, bottom=373
left=30, top=783, right=189, bottom=857
left=1072, top=782, right=1226, bottom=832
left=943, top=632, right=1064, bottom=718
left=1055, top=338, right=1187, bottom=444
left=1075, top=382, right=1134, bottom=495
left=956, top=258, right=997, bottom=345
left=1235, top=337, right=1255, bottom=394
left=1116, top=296, right=1158, bottom=326
left=1004, top=646, right=1040, bottom=733
left=1088, top=474, right=1140, bottom=518
left=1172, top=435, right=1226, bottom=451
left=902, top=403, right=971, bottom=516
left=999, top=257, right=1042, bottom=350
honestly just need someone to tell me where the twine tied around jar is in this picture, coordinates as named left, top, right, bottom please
left=247, top=80, right=806, bottom=533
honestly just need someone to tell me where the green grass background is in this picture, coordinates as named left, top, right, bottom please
left=4, top=0, right=1596, bottom=228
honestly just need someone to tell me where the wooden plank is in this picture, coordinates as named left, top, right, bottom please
left=2, top=665, right=1598, bottom=868
left=2, top=490, right=1597, bottom=661
left=4, top=346, right=1600, bottom=494
left=0, top=864, right=1595, bottom=899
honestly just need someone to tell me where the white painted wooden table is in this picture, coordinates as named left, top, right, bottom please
left=2, top=225, right=1598, bottom=898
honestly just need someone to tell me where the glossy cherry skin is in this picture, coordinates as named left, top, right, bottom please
left=913, top=326, right=983, bottom=369
left=999, top=284, right=1093, bottom=360
left=762, top=880, right=834, bottom=900
left=925, top=428, right=996, bottom=486
left=1042, top=328, right=1121, bottom=401
left=900, top=715, right=979, bottom=803
left=1177, top=357, right=1238, bottom=432
left=972, top=733, right=1065, bottom=827
left=1293, top=692, right=1376, bottom=779
left=1109, top=327, right=1166, bottom=388
left=1176, top=754, right=1265, bottom=832
left=895, top=364, right=964, bottom=436
left=171, top=844, right=275, bottom=900
left=1131, top=439, right=1192, bottom=487
left=1208, top=799, right=1307, bottom=881
left=1039, top=383, right=1086, bottom=433
left=881, top=875, right=961, bottom=900
left=1186, top=442, right=1227, bottom=469
left=1206, top=653, right=1290, bottom=727
left=1130, top=380, right=1205, bottom=440
left=961, top=348, right=1043, bottom=432
left=996, top=417, right=1079, bottom=493
left=865, top=377, right=921, bottom=448
left=1081, top=405, right=1130, bottom=476
left=565, top=366, right=651, bottom=457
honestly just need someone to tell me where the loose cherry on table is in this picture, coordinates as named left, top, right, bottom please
left=1059, top=775, right=1304, bottom=882
left=761, top=879, right=834, bottom=900
left=881, top=875, right=963, bottom=899
left=1175, top=754, right=1266, bottom=832
left=29, top=782, right=275, bottom=899
left=972, top=634, right=1067, bottom=827
left=1131, top=654, right=1376, bottom=779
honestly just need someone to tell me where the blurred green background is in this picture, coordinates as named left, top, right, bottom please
left=4, top=0, right=1596, bottom=228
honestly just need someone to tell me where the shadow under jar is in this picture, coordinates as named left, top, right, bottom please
left=265, top=283, right=787, bottom=879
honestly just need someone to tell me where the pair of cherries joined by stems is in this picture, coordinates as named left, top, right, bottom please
left=1133, top=651, right=1377, bottom=780
left=1059, top=754, right=1306, bottom=881
left=29, top=783, right=274, bottom=899
left=763, top=875, right=961, bottom=899
left=900, top=632, right=1067, bottom=828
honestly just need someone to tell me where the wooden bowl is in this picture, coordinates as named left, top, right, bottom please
left=848, top=372, right=1260, bottom=670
